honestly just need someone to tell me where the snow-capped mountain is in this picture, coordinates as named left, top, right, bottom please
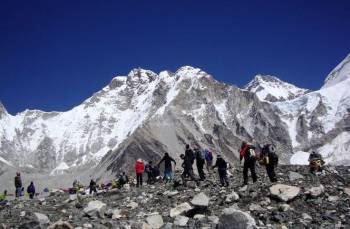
left=0, top=54, right=349, bottom=188
left=245, top=74, right=309, bottom=102
left=0, top=66, right=292, bottom=180
left=274, top=55, right=350, bottom=165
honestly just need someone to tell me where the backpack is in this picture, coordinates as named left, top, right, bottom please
left=246, top=147, right=256, bottom=159
left=145, top=164, right=152, bottom=173
left=262, top=144, right=278, bottom=166
left=205, top=150, right=213, bottom=161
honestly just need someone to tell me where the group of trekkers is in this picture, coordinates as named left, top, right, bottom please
left=0, top=172, right=36, bottom=205
left=130, top=142, right=282, bottom=188
left=3, top=142, right=325, bottom=202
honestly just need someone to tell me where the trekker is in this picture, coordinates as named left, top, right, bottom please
left=195, top=148, right=206, bottom=181
left=308, top=151, right=325, bottom=173
left=260, top=144, right=278, bottom=182
left=135, top=159, right=145, bottom=187
left=181, top=146, right=199, bottom=186
left=145, top=161, right=155, bottom=184
left=0, top=190, right=7, bottom=206
left=89, top=179, right=97, bottom=195
left=204, top=149, right=213, bottom=171
left=239, top=142, right=258, bottom=186
left=27, top=181, right=36, bottom=199
left=213, top=155, right=229, bottom=187
left=185, top=144, right=195, bottom=165
left=14, top=172, right=22, bottom=198
left=158, top=153, right=176, bottom=182
left=118, top=172, right=129, bottom=188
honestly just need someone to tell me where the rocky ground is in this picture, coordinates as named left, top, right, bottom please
left=0, top=165, right=350, bottom=229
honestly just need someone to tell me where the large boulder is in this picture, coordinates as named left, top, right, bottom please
left=191, top=192, right=210, bottom=207
left=217, top=207, right=257, bottom=229
left=269, top=184, right=300, bottom=202
left=170, top=202, right=193, bottom=218
left=83, top=200, right=106, bottom=218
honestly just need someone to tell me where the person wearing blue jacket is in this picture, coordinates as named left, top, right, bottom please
left=27, top=182, right=35, bottom=199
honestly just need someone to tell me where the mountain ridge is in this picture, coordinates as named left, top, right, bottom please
left=1, top=55, right=349, bottom=188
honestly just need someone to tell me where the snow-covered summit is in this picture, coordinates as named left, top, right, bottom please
left=245, top=74, right=309, bottom=102
left=322, top=53, right=350, bottom=88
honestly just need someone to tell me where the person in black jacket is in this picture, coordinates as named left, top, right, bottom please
left=145, top=161, right=155, bottom=184
left=213, top=155, right=229, bottom=187
left=180, top=145, right=199, bottom=186
left=14, top=172, right=22, bottom=198
left=195, top=148, right=206, bottom=181
left=260, top=144, right=278, bottom=182
left=27, top=181, right=36, bottom=199
left=89, top=179, right=97, bottom=195
left=158, top=153, right=176, bottom=182
left=239, top=142, right=258, bottom=186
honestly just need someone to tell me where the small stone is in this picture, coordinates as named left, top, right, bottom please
left=307, top=185, right=324, bottom=198
left=165, top=191, right=179, bottom=197
left=191, top=192, right=210, bottom=207
left=249, top=203, right=264, bottom=212
left=34, top=212, right=50, bottom=225
left=48, top=220, right=74, bottom=229
left=83, top=223, right=93, bottom=228
left=83, top=200, right=106, bottom=218
left=343, top=187, right=350, bottom=197
left=239, top=185, right=248, bottom=192
left=288, top=171, right=304, bottom=181
left=225, top=191, right=240, bottom=203
left=278, top=204, right=292, bottom=212
left=208, top=215, right=219, bottom=225
left=127, top=201, right=138, bottom=209
left=69, top=194, right=77, bottom=202
left=328, top=196, right=339, bottom=202
left=174, top=215, right=189, bottom=226
left=146, top=214, right=164, bottom=229
left=170, top=202, right=193, bottom=218
left=20, top=211, right=26, bottom=217
left=194, top=214, right=206, bottom=220
left=302, top=213, right=312, bottom=221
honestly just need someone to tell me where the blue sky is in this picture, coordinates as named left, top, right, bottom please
left=1, top=0, right=349, bottom=114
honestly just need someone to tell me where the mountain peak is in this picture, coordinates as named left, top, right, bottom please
left=0, top=101, right=8, bottom=118
left=322, top=53, right=350, bottom=89
left=175, top=66, right=211, bottom=79
left=245, top=74, right=309, bottom=102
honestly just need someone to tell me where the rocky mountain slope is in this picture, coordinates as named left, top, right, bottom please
left=0, top=54, right=349, bottom=188
left=1, top=165, right=349, bottom=229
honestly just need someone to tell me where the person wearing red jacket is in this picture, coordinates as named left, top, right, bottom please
left=239, top=142, right=257, bottom=186
left=135, top=159, right=145, bottom=187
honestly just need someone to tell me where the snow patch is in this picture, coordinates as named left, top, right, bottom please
left=290, top=151, right=310, bottom=165
left=50, top=162, right=70, bottom=176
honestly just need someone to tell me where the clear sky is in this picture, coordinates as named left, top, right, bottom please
left=1, top=0, right=349, bottom=114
